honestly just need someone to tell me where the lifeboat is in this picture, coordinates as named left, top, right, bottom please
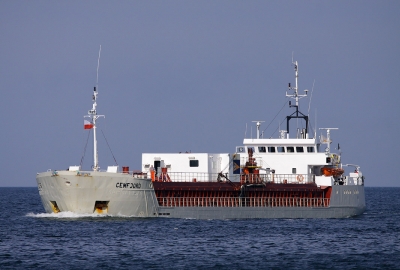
left=321, top=167, right=344, bottom=177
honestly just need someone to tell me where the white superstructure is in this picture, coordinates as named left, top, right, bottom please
left=141, top=61, right=364, bottom=189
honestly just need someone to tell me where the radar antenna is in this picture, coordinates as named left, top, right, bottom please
left=252, top=121, right=265, bottom=138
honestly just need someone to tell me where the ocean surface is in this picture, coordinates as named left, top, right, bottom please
left=0, top=187, right=399, bottom=269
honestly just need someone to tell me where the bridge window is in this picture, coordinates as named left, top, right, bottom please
left=287, top=146, right=295, bottom=153
left=292, top=168, right=297, bottom=174
left=277, top=147, right=285, bottom=153
left=307, top=147, right=315, bottom=153
left=258, top=146, right=266, bottom=153
left=268, top=147, right=276, bottom=153
left=237, top=147, right=245, bottom=153
left=296, top=147, right=304, bottom=152
left=189, top=160, right=199, bottom=167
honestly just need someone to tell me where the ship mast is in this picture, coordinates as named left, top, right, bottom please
left=84, top=46, right=104, bottom=171
left=85, top=87, right=105, bottom=171
left=285, top=61, right=309, bottom=138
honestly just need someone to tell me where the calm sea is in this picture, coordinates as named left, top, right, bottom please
left=0, top=187, right=399, bottom=269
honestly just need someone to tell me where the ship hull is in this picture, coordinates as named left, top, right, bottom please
left=36, top=171, right=158, bottom=217
left=36, top=172, right=365, bottom=219
left=158, top=205, right=364, bottom=219
left=156, top=185, right=365, bottom=219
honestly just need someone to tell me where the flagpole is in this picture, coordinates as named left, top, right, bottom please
left=93, top=90, right=98, bottom=171
left=85, top=86, right=105, bottom=171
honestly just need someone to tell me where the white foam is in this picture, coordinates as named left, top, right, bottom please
left=26, top=211, right=112, bottom=218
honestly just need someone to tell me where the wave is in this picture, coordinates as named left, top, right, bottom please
left=25, top=212, right=138, bottom=218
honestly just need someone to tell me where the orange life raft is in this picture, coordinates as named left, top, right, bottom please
left=321, top=167, right=344, bottom=177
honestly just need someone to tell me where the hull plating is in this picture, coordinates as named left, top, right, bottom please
left=37, top=171, right=365, bottom=219
left=156, top=186, right=365, bottom=219
left=36, top=171, right=158, bottom=217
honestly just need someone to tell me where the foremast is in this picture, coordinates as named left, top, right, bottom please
left=85, top=86, right=105, bottom=171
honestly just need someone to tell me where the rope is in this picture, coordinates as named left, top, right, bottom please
left=268, top=117, right=287, bottom=138
left=100, top=129, right=118, bottom=166
left=80, top=129, right=91, bottom=168
left=262, top=99, right=313, bottom=139
left=261, top=99, right=288, bottom=138
left=308, top=121, right=315, bottom=137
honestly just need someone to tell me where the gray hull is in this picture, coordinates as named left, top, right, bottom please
left=36, top=170, right=158, bottom=217
left=37, top=172, right=365, bottom=219
left=157, top=185, right=365, bottom=219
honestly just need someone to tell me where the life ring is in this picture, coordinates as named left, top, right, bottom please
left=297, top=174, right=304, bottom=182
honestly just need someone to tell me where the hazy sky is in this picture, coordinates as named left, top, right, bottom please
left=1, top=1, right=399, bottom=187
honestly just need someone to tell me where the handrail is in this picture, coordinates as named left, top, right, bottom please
left=49, top=170, right=313, bottom=184
left=157, top=196, right=330, bottom=208
left=241, top=173, right=312, bottom=184
left=152, top=172, right=314, bottom=184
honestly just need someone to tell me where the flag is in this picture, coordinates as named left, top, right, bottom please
left=84, top=120, right=94, bottom=130
left=320, top=134, right=331, bottom=143
left=320, top=134, right=326, bottom=143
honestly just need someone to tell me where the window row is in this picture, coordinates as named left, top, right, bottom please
left=256, top=146, right=315, bottom=153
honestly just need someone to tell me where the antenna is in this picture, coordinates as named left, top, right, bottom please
left=314, top=109, right=317, bottom=138
left=252, top=121, right=265, bottom=138
left=319, top=128, right=338, bottom=153
left=285, top=60, right=309, bottom=137
left=306, top=79, right=315, bottom=137
left=307, top=79, right=315, bottom=116
left=286, top=60, right=307, bottom=107
left=96, top=45, right=101, bottom=89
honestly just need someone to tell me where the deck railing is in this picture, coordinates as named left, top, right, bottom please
left=241, top=174, right=312, bottom=184
left=153, top=172, right=314, bottom=184
left=69, top=170, right=314, bottom=184
left=157, top=196, right=329, bottom=208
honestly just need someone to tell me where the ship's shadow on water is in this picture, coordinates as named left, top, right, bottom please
left=1, top=187, right=400, bottom=269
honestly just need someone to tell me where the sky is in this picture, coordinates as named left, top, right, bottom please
left=1, top=1, right=399, bottom=187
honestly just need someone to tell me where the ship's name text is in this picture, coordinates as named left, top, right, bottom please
left=116, top=182, right=141, bottom=189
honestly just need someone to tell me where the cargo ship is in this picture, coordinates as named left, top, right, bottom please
left=36, top=61, right=365, bottom=218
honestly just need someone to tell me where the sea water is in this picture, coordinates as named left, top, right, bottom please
left=0, top=187, right=399, bottom=269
